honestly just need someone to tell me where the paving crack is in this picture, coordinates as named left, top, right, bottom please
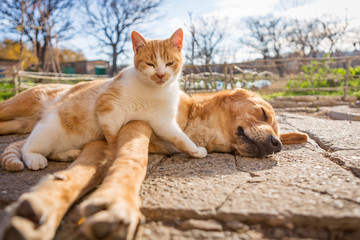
left=279, top=116, right=327, bottom=151
left=280, top=116, right=360, bottom=178
left=213, top=156, right=249, bottom=212
left=215, top=184, right=242, bottom=212
left=214, top=155, right=258, bottom=212
left=323, top=152, right=360, bottom=178
left=278, top=113, right=306, bottom=121
left=301, top=130, right=331, bottom=151
left=147, top=154, right=168, bottom=174
left=292, top=184, right=360, bottom=205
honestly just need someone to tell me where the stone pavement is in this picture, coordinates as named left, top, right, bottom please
left=1, top=110, right=360, bottom=239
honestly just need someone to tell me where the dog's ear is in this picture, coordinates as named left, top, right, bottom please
left=280, top=132, right=308, bottom=144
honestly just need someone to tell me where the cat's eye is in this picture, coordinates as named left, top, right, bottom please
left=146, top=62, right=155, bottom=67
left=166, top=62, right=174, bottom=66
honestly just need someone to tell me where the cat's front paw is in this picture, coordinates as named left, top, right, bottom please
left=23, top=153, right=48, bottom=170
left=192, top=147, right=207, bottom=158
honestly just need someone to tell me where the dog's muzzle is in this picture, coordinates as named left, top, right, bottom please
left=260, top=135, right=282, bottom=156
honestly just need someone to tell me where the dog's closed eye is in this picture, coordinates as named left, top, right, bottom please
left=237, top=127, right=252, bottom=143
left=261, top=107, right=268, bottom=122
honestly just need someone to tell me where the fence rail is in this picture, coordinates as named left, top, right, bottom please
left=1, top=55, right=360, bottom=99
left=0, top=70, right=109, bottom=95
left=182, top=55, right=360, bottom=99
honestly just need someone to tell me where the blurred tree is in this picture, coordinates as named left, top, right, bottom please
left=185, top=14, right=227, bottom=65
left=241, top=15, right=288, bottom=60
left=0, top=39, right=37, bottom=69
left=349, top=27, right=360, bottom=51
left=82, top=0, right=163, bottom=76
left=242, top=13, right=352, bottom=61
left=241, top=15, right=287, bottom=76
left=185, top=12, right=198, bottom=65
left=241, top=16, right=271, bottom=60
left=319, top=15, right=349, bottom=54
left=58, top=48, right=86, bottom=63
left=286, top=18, right=324, bottom=58
left=0, top=0, right=74, bottom=71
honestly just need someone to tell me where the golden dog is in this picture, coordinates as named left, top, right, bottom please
left=0, top=83, right=307, bottom=239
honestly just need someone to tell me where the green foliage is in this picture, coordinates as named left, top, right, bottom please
left=287, top=58, right=360, bottom=91
left=0, top=82, right=15, bottom=101
left=263, top=88, right=360, bottom=100
left=264, top=90, right=344, bottom=99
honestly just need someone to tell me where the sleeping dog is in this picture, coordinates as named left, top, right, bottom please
left=0, top=83, right=307, bottom=239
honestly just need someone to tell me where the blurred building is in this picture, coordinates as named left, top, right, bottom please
left=61, top=60, right=109, bottom=75
left=0, top=58, right=20, bottom=78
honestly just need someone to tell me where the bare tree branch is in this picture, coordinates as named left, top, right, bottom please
left=0, top=0, right=74, bottom=70
left=82, top=0, right=163, bottom=76
left=286, top=18, right=325, bottom=57
left=185, top=13, right=228, bottom=65
left=319, top=14, right=349, bottom=54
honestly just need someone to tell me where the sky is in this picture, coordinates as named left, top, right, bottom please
left=16, top=0, right=360, bottom=63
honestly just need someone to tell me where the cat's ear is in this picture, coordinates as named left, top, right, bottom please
left=131, top=31, right=147, bottom=53
left=170, top=28, right=183, bottom=51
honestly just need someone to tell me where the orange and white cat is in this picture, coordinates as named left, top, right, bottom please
left=17, top=28, right=207, bottom=170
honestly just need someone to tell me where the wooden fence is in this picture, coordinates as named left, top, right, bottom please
left=1, top=55, right=360, bottom=99
left=182, top=55, right=360, bottom=99
left=0, top=70, right=109, bottom=95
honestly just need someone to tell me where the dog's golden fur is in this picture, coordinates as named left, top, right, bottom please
left=0, top=83, right=307, bottom=239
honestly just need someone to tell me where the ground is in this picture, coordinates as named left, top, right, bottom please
left=0, top=106, right=360, bottom=239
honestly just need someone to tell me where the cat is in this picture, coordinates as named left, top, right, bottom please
left=12, top=28, right=207, bottom=170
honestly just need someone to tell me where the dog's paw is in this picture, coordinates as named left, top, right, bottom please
left=192, top=147, right=207, bottom=158
left=23, top=153, right=48, bottom=170
left=78, top=197, right=143, bottom=240
left=0, top=198, right=49, bottom=240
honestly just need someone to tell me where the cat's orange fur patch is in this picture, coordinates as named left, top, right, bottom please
left=57, top=81, right=103, bottom=134
left=95, top=72, right=124, bottom=114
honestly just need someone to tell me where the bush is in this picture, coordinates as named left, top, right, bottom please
left=288, top=58, right=360, bottom=90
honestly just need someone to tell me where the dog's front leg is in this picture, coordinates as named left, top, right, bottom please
left=78, top=120, right=152, bottom=240
left=0, top=140, right=109, bottom=240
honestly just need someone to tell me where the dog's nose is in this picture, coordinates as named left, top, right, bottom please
left=268, top=135, right=282, bottom=153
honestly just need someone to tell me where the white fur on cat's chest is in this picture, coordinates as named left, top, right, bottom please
left=114, top=68, right=180, bottom=123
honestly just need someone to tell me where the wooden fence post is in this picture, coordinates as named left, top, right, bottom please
left=343, top=59, right=351, bottom=100
left=224, top=62, right=228, bottom=89
left=13, top=69, right=19, bottom=95
left=207, top=65, right=215, bottom=90
left=18, top=71, right=22, bottom=92
left=230, top=64, right=234, bottom=89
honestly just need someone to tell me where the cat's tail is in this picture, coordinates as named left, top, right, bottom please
left=1, top=139, right=26, bottom=171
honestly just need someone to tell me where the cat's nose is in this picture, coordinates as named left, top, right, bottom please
left=156, top=73, right=165, bottom=79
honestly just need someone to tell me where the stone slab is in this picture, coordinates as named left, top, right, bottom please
left=140, top=142, right=360, bottom=231
left=278, top=113, right=360, bottom=151
left=273, top=96, right=357, bottom=102
left=322, top=105, right=360, bottom=115
left=1, top=111, right=360, bottom=239
left=0, top=161, right=71, bottom=207
left=270, top=100, right=351, bottom=108
left=136, top=221, right=254, bottom=240
left=140, top=153, right=251, bottom=220
left=136, top=220, right=359, bottom=240
left=278, top=113, right=360, bottom=181
left=324, top=150, right=360, bottom=178
left=217, top=144, right=360, bottom=230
